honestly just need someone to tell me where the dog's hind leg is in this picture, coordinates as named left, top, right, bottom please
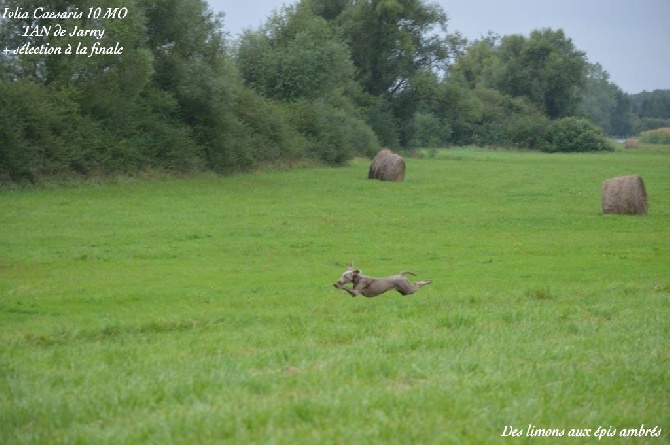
left=398, top=279, right=433, bottom=296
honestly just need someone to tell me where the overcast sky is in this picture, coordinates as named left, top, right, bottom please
left=210, top=0, right=669, bottom=94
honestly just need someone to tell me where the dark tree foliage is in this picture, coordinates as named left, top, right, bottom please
left=235, top=4, right=380, bottom=162
left=1, top=0, right=651, bottom=184
left=1, top=0, right=204, bottom=180
left=492, top=29, right=588, bottom=119
left=633, top=90, right=670, bottom=119
left=579, top=63, right=637, bottom=137
left=303, top=0, right=455, bottom=147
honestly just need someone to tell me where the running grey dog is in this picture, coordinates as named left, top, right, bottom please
left=333, top=263, right=432, bottom=297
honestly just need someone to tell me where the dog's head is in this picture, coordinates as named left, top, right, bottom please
left=334, top=263, right=360, bottom=286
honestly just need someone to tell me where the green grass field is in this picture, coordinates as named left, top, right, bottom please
left=1, top=145, right=669, bottom=444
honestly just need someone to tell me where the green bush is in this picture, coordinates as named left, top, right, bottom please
left=474, top=89, right=550, bottom=149
left=540, top=117, right=614, bottom=152
left=366, top=100, right=401, bottom=148
left=233, top=89, right=310, bottom=164
left=290, top=100, right=379, bottom=165
left=409, top=112, right=452, bottom=148
left=0, top=80, right=209, bottom=182
left=639, top=127, right=670, bottom=144
left=634, top=117, right=669, bottom=134
left=0, top=80, right=107, bottom=182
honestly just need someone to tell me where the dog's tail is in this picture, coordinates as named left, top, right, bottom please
left=400, top=271, right=416, bottom=277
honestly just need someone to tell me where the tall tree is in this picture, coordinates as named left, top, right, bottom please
left=1, top=0, right=150, bottom=91
left=493, top=28, right=588, bottom=118
left=144, top=0, right=261, bottom=170
left=305, top=0, right=450, bottom=97
left=579, top=63, right=617, bottom=134
left=236, top=4, right=380, bottom=163
left=579, top=63, right=636, bottom=136
left=236, top=5, right=355, bottom=102
left=635, top=90, right=670, bottom=119
left=610, top=89, right=634, bottom=136
left=303, top=0, right=456, bottom=146
left=449, top=36, right=499, bottom=89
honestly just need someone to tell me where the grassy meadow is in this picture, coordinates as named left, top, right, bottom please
left=1, top=145, right=669, bottom=444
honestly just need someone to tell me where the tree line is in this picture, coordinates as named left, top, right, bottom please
left=1, top=0, right=668, bottom=184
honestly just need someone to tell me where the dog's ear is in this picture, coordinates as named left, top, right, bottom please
left=353, top=269, right=360, bottom=275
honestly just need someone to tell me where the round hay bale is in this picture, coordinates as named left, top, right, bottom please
left=368, top=149, right=393, bottom=180
left=602, top=175, right=648, bottom=215
left=368, top=149, right=405, bottom=182
left=379, top=154, right=405, bottom=181
left=624, top=138, right=639, bottom=149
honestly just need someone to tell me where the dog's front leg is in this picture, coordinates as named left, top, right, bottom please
left=333, top=283, right=359, bottom=297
